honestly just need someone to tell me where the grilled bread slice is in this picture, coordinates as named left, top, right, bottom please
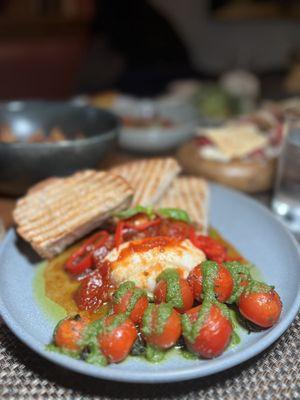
left=110, top=157, right=181, bottom=206
left=157, top=176, right=209, bottom=233
left=13, top=170, right=133, bottom=259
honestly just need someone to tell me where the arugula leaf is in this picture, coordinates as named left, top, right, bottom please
left=113, top=205, right=155, bottom=220
left=157, top=208, right=191, bottom=223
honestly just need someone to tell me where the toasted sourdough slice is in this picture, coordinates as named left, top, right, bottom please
left=110, top=157, right=181, bottom=206
left=13, top=170, right=133, bottom=259
left=157, top=176, right=209, bottom=233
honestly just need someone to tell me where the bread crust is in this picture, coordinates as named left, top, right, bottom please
left=13, top=170, right=133, bottom=258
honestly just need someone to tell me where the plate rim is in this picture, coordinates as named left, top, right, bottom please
left=0, top=184, right=300, bottom=383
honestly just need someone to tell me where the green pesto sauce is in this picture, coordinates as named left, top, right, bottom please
left=156, top=303, right=173, bottom=335
left=243, top=280, right=274, bottom=295
left=157, top=268, right=184, bottom=309
left=113, top=281, right=135, bottom=303
left=143, top=346, right=198, bottom=363
left=113, top=281, right=147, bottom=317
left=179, top=349, right=198, bottom=360
left=33, top=262, right=67, bottom=322
left=224, top=262, right=252, bottom=304
left=181, top=299, right=212, bottom=343
left=80, top=318, right=108, bottom=366
left=46, top=343, right=80, bottom=359
left=182, top=261, right=234, bottom=344
left=142, top=303, right=173, bottom=337
left=201, top=261, right=219, bottom=300
left=145, top=345, right=166, bottom=363
left=141, top=304, right=154, bottom=337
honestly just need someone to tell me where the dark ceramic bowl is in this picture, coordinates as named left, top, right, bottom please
left=0, top=101, right=119, bottom=195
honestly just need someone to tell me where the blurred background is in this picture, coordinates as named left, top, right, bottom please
left=0, top=0, right=299, bottom=99
left=1, top=0, right=300, bottom=234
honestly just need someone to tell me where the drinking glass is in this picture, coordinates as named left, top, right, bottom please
left=272, top=116, right=300, bottom=239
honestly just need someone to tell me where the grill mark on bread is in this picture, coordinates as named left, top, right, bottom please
left=17, top=175, right=128, bottom=232
left=111, top=157, right=181, bottom=206
left=157, top=176, right=208, bottom=233
left=13, top=170, right=133, bottom=258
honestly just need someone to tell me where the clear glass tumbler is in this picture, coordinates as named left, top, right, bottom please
left=272, top=117, right=300, bottom=238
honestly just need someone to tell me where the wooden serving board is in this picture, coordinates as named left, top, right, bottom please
left=177, top=141, right=276, bottom=193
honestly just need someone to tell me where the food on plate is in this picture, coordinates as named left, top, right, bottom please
left=0, top=124, right=85, bottom=143
left=157, top=176, right=208, bottom=233
left=238, top=282, right=282, bottom=328
left=197, top=124, right=268, bottom=162
left=13, top=161, right=282, bottom=367
left=141, top=303, right=182, bottom=350
left=13, top=170, right=133, bottom=258
left=154, top=269, right=194, bottom=313
left=106, top=236, right=205, bottom=293
left=97, top=314, right=138, bottom=363
left=54, top=315, right=89, bottom=351
left=43, top=205, right=281, bottom=365
left=112, top=281, right=149, bottom=324
left=110, top=158, right=181, bottom=206
left=182, top=304, right=233, bottom=358
left=188, top=263, right=233, bottom=303
left=177, top=119, right=281, bottom=192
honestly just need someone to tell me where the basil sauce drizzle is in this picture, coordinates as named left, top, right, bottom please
left=113, top=281, right=146, bottom=316
left=46, top=343, right=81, bottom=359
left=80, top=318, right=107, bottom=366
left=157, top=268, right=184, bottom=309
left=224, top=262, right=252, bottom=304
left=145, top=345, right=166, bottom=363
left=142, top=303, right=173, bottom=337
left=182, top=261, right=232, bottom=344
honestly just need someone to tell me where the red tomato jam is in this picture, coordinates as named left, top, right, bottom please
left=74, top=262, right=114, bottom=312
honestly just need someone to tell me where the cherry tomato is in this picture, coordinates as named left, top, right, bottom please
left=65, top=231, right=109, bottom=275
left=125, top=217, right=161, bottom=231
left=97, top=315, right=137, bottom=363
left=54, top=315, right=88, bottom=351
left=188, top=264, right=233, bottom=302
left=141, top=304, right=181, bottom=349
left=115, top=220, right=125, bottom=248
left=158, top=219, right=190, bottom=240
left=183, top=305, right=232, bottom=358
left=113, top=287, right=148, bottom=324
left=74, top=264, right=114, bottom=312
left=189, top=229, right=227, bottom=263
left=238, top=289, right=282, bottom=328
left=154, top=278, right=194, bottom=313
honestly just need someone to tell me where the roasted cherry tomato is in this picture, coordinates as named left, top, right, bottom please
left=189, top=229, right=227, bottom=263
left=97, top=315, right=137, bottom=363
left=141, top=304, right=181, bottom=349
left=113, top=282, right=149, bottom=324
left=114, top=221, right=125, bottom=248
left=54, top=315, right=88, bottom=351
left=188, top=264, right=233, bottom=302
left=154, top=278, right=194, bottom=313
left=238, top=288, right=282, bottom=328
left=74, top=263, right=113, bottom=312
left=65, top=231, right=109, bottom=275
left=183, top=305, right=232, bottom=358
left=124, top=216, right=161, bottom=231
left=158, top=219, right=190, bottom=240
